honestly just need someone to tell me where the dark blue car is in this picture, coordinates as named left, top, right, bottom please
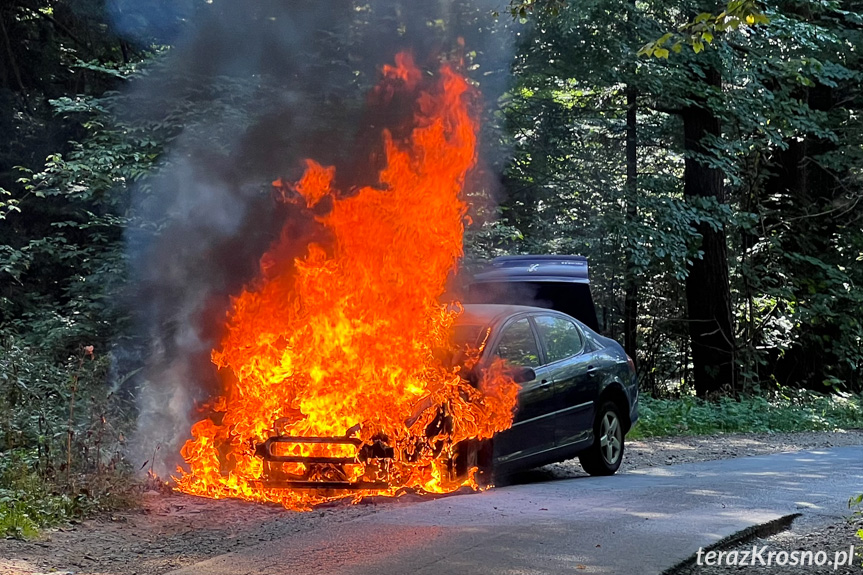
left=455, top=303, right=638, bottom=479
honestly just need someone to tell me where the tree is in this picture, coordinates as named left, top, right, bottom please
left=680, top=61, right=735, bottom=395
left=493, top=0, right=863, bottom=395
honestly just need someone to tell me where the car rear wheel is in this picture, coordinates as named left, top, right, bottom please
left=578, top=401, right=624, bottom=476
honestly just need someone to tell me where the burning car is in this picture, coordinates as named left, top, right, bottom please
left=250, top=302, right=637, bottom=493
left=175, top=53, right=634, bottom=509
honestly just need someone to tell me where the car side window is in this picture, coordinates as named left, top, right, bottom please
left=494, top=318, right=541, bottom=368
left=534, top=315, right=584, bottom=363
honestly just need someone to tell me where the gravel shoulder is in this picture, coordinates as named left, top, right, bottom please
left=2, top=430, right=862, bottom=575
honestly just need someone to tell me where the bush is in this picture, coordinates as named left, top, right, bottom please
left=629, top=389, right=863, bottom=439
left=0, top=450, right=80, bottom=538
left=0, top=337, right=139, bottom=537
left=850, top=494, right=863, bottom=553
left=0, top=449, right=137, bottom=538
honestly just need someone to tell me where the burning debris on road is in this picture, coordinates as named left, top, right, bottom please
left=175, top=52, right=519, bottom=509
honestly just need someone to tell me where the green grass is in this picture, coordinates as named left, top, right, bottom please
left=628, top=389, right=863, bottom=439
left=0, top=452, right=77, bottom=538
left=0, top=450, right=138, bottom=539
left=851, top=495, right=863, bottom=548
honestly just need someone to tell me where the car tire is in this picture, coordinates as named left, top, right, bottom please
left=578, top=401, right=624, bottom=476
left=452, top=438, right=495, bottom=487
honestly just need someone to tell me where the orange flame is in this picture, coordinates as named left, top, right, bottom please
left=176, top=52, right=519, bottom=509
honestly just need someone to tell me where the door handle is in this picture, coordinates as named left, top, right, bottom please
left=586, top=366, right=598, bottom=376
left=537, top=379, right=552, bottom=388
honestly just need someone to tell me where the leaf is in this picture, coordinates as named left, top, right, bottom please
left=638, top=42, right=655, bottom=57
left=693, top=40, right=704, bottom=54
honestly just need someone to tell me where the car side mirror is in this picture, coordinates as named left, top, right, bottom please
left=511, top=366, right=536, bottom=384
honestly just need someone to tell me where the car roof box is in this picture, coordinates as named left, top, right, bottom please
left=466, top=255, right=600, bottom=332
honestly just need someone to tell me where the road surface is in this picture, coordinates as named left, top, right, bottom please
left=168, top=446, right=863, bottom=575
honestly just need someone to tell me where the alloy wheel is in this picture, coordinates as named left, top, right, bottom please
left=599, top=411, right=622, bottom=465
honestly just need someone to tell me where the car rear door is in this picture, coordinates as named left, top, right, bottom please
left=533, top=314, right=597, bottom=448
left=489, top=316, right=556, bottom=465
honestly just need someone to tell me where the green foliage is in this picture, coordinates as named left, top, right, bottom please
left=0, top=337, right=139, bottom=537
left=0, top=337, right=138, bottom=466
left=0, top=448, right=138, bottom=539
left=0, top=56, right=166, bottom=534
left=507, top=0, right=568, bottom=20
left=850, top=493, right=863, bottom=546
left=1, top=94, right=143, bottom=354
left=639, top=0, right=769, bottom=58
left=628, top=391, right=863, bottom=439
left=483, top=0, right=863, bottom=395
left=0, top=187, right=21, bottom=220
left=0, top=451, right=78, bottom=538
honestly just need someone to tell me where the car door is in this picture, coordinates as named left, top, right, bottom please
left=489, top=316, right=556, bottom=465
left=533, top=314, right=597, bottom=448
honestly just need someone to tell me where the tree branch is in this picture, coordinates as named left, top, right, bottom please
left=25, top=7, right=89, bottom=50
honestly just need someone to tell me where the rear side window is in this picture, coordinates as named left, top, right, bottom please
left=581, top=329, right=605, bottom=351
left=494, top=318, right=541, bottom=368
left=534, top=315, right=584, bottom=363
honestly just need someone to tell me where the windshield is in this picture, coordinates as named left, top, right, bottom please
left=434, top=323, right=488, bottom=369
left=452, top=324, right=484, bottom=348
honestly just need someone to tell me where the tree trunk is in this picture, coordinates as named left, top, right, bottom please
left=0, top=10, right=27, bottom=100
left=682, top=66, right=735, bottom=397
left=623, top=83, right=638, bottom=365
left=762, top=83, right=840, bottom=388
left=622, top=0, right=639, bottom=366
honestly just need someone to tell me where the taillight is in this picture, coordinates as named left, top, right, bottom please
left=626, top=355, right=636, bottom=373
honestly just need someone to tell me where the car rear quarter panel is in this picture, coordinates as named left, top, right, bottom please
left=594, top=338, right=639, bottom=430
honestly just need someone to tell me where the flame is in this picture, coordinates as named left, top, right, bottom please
left=176, top=52, right=519, bottom=509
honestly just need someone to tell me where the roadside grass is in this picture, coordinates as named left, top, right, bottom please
left=1, top=340, right=141, bottom=538
left=628, top=390, right=863, bottom=439
left=0, top=449, right=139, bottom=539
left=851, top=494, right=863, bottom=546
left=0, top=452, right=78, bottom=538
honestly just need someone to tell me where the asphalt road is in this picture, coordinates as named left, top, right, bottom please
left=168, top=446, right=863, bottom=575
